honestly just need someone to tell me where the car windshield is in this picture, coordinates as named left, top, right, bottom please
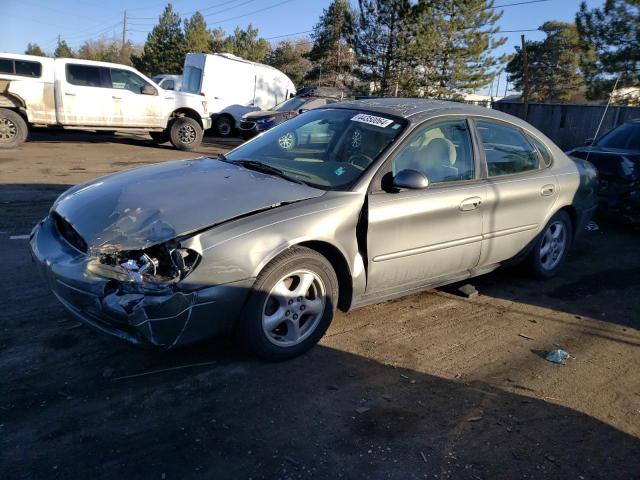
left=225, top=108, right=407, bottom=190
left=596, top=122, right=640, bottom=150
left=274, top=97, right=309, bottom=112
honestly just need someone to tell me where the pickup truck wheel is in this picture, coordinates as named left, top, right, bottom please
left=169, top=117, right=203, bottom=150
left=0, top=108, right=27, bottom=149
left=149, top=131, right=169, bottom=144
left=213, top=115, right=234, bottom=137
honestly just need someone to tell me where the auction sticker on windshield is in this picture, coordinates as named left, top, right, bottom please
left=351, top=113, right=394, bottom=128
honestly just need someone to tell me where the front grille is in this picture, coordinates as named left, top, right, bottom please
left=239, top=121, right=256, bottom=130
left=52, top=212, right=88, bottom=253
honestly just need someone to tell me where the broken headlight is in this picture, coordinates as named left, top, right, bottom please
left=88, top=241, right=201, bottom=286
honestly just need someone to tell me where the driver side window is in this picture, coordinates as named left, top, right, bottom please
left=392, top=120, right=475, bottom=184
left=110, top=68, right=150, bottom=94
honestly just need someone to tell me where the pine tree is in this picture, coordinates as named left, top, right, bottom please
left=506, top=22, right=590, bottom=103
left=132, top=3, right=186, bottom=76
left=307, top=0, right=355, bottom=88
left=413, top=0, right=506, bottom=98
left=267, top=40, right=312, bottom=87
left=576, top=0, right=640, bottom=99
left=54, top=38, right=74, bottom=58
left=25, top=43, right=47, bottom=57
left=184, top=12, right=211, bottom=53
left=353, top=0, right=413, bottom=96
left=225, top=25, right=270, bottom=62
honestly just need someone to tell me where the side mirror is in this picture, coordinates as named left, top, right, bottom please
left=142, top=84, right=157, bottom=96
left=298, top=108, right=308, bottom=114
left=393, top=169, right=429, bottom=190
left=584, top=138, right=594, bottom=146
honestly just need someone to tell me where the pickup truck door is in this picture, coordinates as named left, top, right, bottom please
left=57, top=63, right=113, bottom=125
left=108, top=68, right=165, bottom=128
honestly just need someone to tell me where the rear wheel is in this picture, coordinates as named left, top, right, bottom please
left=0, top=108, right=27, bottom=149
left=238, top=246, right=338, bottom=361
left=526, top=210, right=572, bottom=279
left=213, top=115, right=234, bottom=137
left=169, top=117, right=203, bottom=150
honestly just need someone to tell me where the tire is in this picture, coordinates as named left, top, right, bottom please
left=0, top=108, right=28, bottom=149
left=169, top=117, right=203, bottom=151
left=526, top=210, right=573, bottom=279
left=149, top=130, right=170, bottom=144
left=238, top=246, right=339, bottom=361
left=213, top=115, right=234, bottom=137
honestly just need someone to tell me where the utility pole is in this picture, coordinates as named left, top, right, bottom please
left=521, top=34, right=529, bottom=121
left=495, top=70, right=501, bottom=98
left=121, top=10, right=127, bottom=49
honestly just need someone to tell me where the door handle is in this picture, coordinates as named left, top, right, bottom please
left=112, top=96, right=122, bottom=100
left=541, top=184, right=555, bottom=196
left=460, top=196, right=482, bottom=211
left=64, top=92, right=76, bottom=96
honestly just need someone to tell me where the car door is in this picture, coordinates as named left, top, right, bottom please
left=366, top=118, right=486, bottom=294
left=108, top=67, right=165, bottom=127
left=472, top=118, right=558, bottom=266
left=59, top=63, right=113, bottom=125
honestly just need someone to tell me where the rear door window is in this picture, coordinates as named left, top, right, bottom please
left=0, top=58, right=13, bottom=74
left=0, top=58, right=42, bottom=77
left=475, top=120, right=539, bottom=176
left=66, top=64, right=109, bottom=88
left=182, top=65, right=202, bottom=94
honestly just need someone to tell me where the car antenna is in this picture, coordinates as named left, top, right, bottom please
left=586, top=74, right=620, bottom=164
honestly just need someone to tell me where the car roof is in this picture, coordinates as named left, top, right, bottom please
left=330, top=97, right=524, bottom=125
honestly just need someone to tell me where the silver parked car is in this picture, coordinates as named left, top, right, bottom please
left=30, top=99, right=598, bottom=359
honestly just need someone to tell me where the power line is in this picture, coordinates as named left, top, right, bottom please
left=207, top=0, right=298, bottom=25
left=493, top=0, right=551, bottom=7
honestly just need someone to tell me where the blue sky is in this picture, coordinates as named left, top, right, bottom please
left=0, top=0, right=604, bottom=95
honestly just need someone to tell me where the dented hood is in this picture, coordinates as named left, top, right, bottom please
left=52, top=157, right=324, bottom=253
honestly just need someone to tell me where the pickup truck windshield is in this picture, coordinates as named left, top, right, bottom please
left=225, top=108, right=407, bottom=190
left=596, top=123, right=640, bottom=150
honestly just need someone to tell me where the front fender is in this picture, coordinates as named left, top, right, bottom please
left=179, top=192, right=367, bottom=304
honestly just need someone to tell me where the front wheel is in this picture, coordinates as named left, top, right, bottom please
left=213, top=115, right=234, bottom=137
left=238, top=246, right=339, bottom=361
left=169, top=117, right=203, bottom=150
left=0, top=108, right=28, bottom=149
left=526, top=210, right=573, bottom=279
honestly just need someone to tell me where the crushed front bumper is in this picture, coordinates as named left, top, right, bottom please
left=29, top=215, right=253, bottom=348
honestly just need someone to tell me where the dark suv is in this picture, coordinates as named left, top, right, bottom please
left=239, top=87, right=343, bottom=139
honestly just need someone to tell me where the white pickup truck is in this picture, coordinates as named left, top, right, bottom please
left=0, top=53, right=211, bottom=150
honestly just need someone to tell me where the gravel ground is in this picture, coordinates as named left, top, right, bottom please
left=1, top=130, right=639, bottom=479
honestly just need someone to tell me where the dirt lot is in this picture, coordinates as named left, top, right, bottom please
left=1, top=130, right=639, bottom=479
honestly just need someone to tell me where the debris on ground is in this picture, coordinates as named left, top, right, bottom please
left=355, top=406, right=370, bottom=414
left=545, top=349, right=573, bottom=365
left=585, top=220, right=599, bottom=231
left=420, top=451, right=428, bottom=463
left=467, top=416, right=483, bottom=422
left=458, top=283, right=479, bottom=298
left=518, top=333, right=535, bottom=340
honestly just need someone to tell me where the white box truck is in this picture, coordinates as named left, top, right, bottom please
left=181, top=53, right=296, bottom=137
left=0, top=53, right=211, bottom=150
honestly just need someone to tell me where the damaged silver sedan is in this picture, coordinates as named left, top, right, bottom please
left=30, top=99, right=598, bottom=359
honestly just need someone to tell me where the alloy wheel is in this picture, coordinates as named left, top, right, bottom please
left=0, top=117, right=17, bottom=142
left=262, top=270, right=326, bottom=347
left=178, top=124, right=197, bottom=144
left=539, top=220, right=566, bottom=270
